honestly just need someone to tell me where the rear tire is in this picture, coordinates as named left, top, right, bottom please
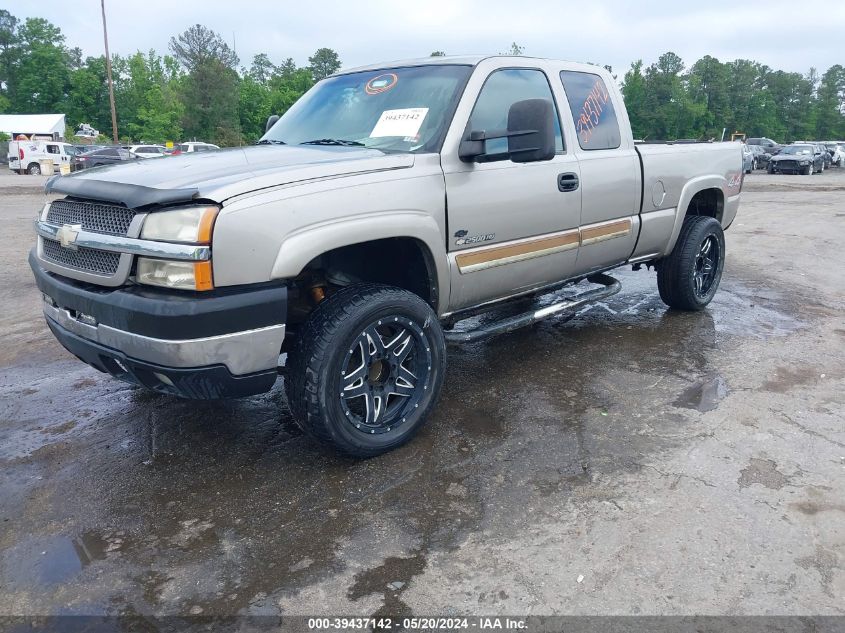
left=27, top=162, right=41, bottom=175
left=286, top=284, right=446, bottom=457
left=657, top=216, right=725, bottom=311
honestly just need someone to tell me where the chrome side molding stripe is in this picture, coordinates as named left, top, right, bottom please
left=455, top=217, right=633, bottom=274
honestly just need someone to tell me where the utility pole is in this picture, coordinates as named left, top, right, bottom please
left=100, top=0, right=119, bottom=144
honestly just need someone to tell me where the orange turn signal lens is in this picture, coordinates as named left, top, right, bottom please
left=196, top=207, right=218, bottom=244
left=194, top=261, right=214, bottom=291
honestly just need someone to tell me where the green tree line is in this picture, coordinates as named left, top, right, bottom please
left=1, top=10, right=843, bottom=145
left=621, top=52, right=844, bottom=141
left=0, top=11, right=341, bottom=145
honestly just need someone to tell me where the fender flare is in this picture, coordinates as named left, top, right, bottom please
left=270, top=210, right=450, bottom=312
left=661, top=176, right=726, bottom=256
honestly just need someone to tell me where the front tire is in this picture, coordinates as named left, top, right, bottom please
left=286, top=284, right=446, bottom=457
left=804, top=164, right=813, bottom=175
left=657, top=216, right=725, bottom=311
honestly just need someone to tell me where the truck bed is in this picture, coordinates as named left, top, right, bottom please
left=630, top=141, right=743, bottom=260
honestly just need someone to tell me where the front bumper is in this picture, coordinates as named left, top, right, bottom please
left=30, top=250, right=287, bottom=399
left=769, top=161, right=809, bottom=173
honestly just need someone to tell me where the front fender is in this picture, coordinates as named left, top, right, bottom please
left=270, top=210, right=450, bottom=311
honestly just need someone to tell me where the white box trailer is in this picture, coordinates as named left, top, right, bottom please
left=8, top=140, right=77, bottom=175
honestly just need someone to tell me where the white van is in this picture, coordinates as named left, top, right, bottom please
left=7, top=140, right=79, bottom=175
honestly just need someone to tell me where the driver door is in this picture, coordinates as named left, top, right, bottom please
left=441, top=67, right=581, bottom=311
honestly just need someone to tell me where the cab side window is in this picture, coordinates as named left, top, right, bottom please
left=469, top=69, right=564, bottom=156
left=46, top=144, right=59, bottom=154
left=560, top=71, right=621, bottom=151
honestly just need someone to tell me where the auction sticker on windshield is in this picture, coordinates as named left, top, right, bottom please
left=370, top=108, right=428, bottom=138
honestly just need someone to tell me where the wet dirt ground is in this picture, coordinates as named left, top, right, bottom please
left=0, top=170, right=843, bottom=617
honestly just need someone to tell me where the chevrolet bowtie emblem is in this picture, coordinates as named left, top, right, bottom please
left=57, top=223, right=82, bottom=250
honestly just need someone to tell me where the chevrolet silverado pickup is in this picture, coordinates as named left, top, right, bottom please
left=30, top=56, right=742, bottom=456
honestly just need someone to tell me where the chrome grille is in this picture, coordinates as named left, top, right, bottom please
left=47, top=199, right=136, bottom=236
left=42, top=238, right=121, bottom=275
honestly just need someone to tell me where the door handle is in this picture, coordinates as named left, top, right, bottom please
left=558, top=172, right=579, bottom=192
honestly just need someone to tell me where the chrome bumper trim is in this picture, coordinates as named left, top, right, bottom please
left=35, top=220, right=210, bottom=261
left=44, top=301, right=284, bottom=376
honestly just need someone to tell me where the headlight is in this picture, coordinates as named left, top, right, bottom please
left=137, top=258, right=213, bottom=291
left=141, top=206, right=219, bottom=243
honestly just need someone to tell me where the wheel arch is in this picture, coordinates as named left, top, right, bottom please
left=661, top=178, right=726, bottom=256
left=271, top=212, right=449, bottom=315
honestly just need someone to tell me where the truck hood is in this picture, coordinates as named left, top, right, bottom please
left=46, top=145, right=415, bottom=208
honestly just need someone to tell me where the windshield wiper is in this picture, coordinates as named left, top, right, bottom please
left=256, top=139, right=286, bottom=145
left=300, top=138, right=365, bottom=147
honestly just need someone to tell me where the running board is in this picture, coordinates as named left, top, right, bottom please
left=444, top=273, right=621, bottom=344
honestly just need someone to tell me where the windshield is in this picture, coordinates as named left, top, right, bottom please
left=261, top=65, right=472, bottom=153
left=781, top=145, right=813, bottom=155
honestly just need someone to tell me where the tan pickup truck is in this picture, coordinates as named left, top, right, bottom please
left=30, top=55, right=742, bottom=456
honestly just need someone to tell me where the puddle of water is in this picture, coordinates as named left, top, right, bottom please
left=1, top=536, right=82, bottom=588
left=673, top=374, right=728, bottom=412
left=72, top=530, right=125, bottom=566
left=346, top=552, right=427, bottom=618
left=0, top=530, right=129, bottom=592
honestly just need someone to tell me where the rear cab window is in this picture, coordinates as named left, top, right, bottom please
left=559, top=71, right=621, bottom=151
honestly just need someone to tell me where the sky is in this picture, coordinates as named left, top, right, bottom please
left=6, top=0, right=845, bottom=76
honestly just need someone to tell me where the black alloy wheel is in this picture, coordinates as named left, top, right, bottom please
left=657, top=215, right=726, bottom=311
left=339, top=316, right=432, bottom=434
left=286, top=283, right=446, bottom=457
left=692, top=235, right=720, bottom=300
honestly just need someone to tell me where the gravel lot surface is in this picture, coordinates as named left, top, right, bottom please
left=0, top=169, right=843, bottom=617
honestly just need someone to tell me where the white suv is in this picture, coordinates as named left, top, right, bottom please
left=128, top=144, right=167, bottom=159
left=174, top=142, right=220, bottom=154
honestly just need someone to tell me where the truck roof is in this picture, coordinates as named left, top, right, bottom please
left=338, top=55, right=575, bottom=75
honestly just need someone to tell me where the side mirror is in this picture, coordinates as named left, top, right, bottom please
left=507, top=98, right=556, bottom=163
left=265, top=114, right=280, bottom=134
left=459, top=98, right=556, bottom=163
